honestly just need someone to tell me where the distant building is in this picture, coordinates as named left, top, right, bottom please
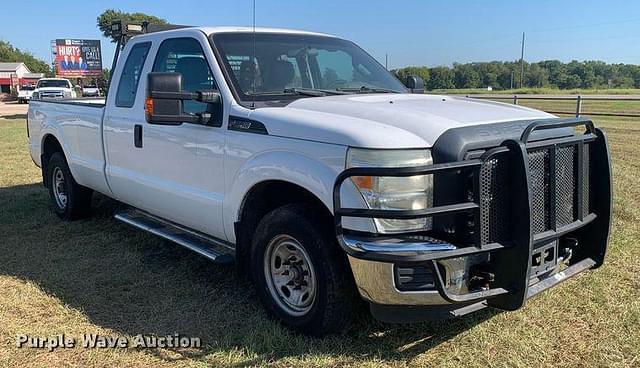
left=0, top=63, right=44, bottom=93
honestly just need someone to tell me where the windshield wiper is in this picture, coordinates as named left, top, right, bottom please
left=336, top=86, right=399, bottom=94
left=246, top=88, right=347, bottom=97
left=283, top=87, right=347, bottom=96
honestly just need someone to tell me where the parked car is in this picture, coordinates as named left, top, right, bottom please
left=81, top=84, right=101, bottom=97
left=32, top=78, right=76, bottom=100
left=17, top=85, right=35, bottom=103
left=26, top=22, right=612, bottom=335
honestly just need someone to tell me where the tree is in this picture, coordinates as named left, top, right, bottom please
left=525, top=64, right=549, bottom=88
left=612, top=76, right=634, bottom=88
left=560, top=74, right=582, bottom=89
left=427, top=66, right=455, bottom=90
left=453, top=63, right=481, bottom=88
left=97, top=9, right=168, bottom=43
left=0, top=40, right=52, bottom=75
left=97, top=68, right=110, bottom=93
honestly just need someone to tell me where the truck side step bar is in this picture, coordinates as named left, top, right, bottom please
left=114, top=209, right=235, bottom=264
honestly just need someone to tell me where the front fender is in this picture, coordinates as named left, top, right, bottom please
left=223, top=148, right=375, bottom=243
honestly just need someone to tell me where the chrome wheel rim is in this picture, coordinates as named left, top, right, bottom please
left=52, top=167, right=68, bottom=209
left=264, top=234, right=317, bottom=316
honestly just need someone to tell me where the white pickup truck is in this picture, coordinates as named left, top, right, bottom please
left=17, top=85, right=35, bottom=104
left=27, top=22, right=612, bottom=335
left=32, top=78, right=76, bottom=100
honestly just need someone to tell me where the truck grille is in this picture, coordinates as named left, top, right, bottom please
left=41, top=92, right=64, bottom=98
left=480, top=142, right=591, bottom=244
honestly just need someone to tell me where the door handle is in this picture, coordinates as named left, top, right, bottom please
left=134, top=124, right=143, bottom=148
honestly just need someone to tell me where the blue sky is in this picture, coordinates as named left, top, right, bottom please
left=1, top=0, right=639, bottom=69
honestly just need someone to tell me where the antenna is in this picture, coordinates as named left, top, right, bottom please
left=519, top=32, right=525, bottom=88
left=252, top=0, right=256, bottom=108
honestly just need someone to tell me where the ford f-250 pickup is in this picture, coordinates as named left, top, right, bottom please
left=27, top=22, right=612, bottom=335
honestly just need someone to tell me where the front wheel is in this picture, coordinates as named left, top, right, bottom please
left=250, top=204, right=356, bottom=335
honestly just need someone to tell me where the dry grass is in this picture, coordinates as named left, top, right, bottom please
left=0, top=105, right=639, bottom=367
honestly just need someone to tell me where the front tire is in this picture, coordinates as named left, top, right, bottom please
left=250, top=204, right=356, bottom=336
left=47, top=152, right=93, bottom=220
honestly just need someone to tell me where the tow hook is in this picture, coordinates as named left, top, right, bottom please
left=469, top=265, right=495, bottom=291
left=559, top=238, right=578, bottom=264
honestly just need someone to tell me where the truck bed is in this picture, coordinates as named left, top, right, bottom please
left=28, top=98, right=111, bottom=195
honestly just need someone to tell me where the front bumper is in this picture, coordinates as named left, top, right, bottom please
left=333, top=118, right=612, bottom=321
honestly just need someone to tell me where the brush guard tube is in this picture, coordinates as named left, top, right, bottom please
left=333, top=117, right=612, bottom=311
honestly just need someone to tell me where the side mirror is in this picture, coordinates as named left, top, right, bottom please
left=405, top=76, right=425, bottom=94
left=146, top=72, right=221, bottom=126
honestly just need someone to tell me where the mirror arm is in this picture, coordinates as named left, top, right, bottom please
left=149, top=90, right=198, bottom=100
left=196, top=91, right=221, bottom=104
left=148, top=90, right=221, bottom=104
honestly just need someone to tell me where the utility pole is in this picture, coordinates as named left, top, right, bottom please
left=519, top=32, right=525, bottom=88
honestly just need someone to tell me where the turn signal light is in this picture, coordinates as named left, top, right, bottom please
left=144, top=97, right=154, bottom=117
left=352, top=176, right=374, bottom=190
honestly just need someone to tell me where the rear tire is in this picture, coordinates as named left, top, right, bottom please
left=250, top=203, right=356, bottom=336
left=47, top=152, right=93, bottom=220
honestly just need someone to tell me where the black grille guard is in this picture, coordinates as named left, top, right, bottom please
left=333, top=117, right=612, bottom=310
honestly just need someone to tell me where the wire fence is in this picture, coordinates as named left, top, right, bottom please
left=463, top=94, right=640, bottom=118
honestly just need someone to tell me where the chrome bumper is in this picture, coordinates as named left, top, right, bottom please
left=348, top=255, right=449, bottom=306
left=343, top=234, right=486, bottom=306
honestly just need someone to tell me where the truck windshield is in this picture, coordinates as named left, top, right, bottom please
left=211, top=32, right=407, bottom=102
left=37, top=80, right=70, bottom=88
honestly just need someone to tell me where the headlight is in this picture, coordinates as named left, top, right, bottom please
left=63, top=91, right=72, bottom=98
left=346, top=148, right=433, bottom=233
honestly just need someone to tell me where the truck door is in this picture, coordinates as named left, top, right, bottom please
left=104, top=36, right=226, bottom=239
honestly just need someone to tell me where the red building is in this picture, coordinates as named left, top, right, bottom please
left=0, top=63, right=44, bottom=93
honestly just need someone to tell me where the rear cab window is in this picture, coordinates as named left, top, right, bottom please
left=115, top=42, right=152, bottom=108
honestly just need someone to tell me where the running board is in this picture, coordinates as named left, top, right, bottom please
left=114, top=209, right=235, bottom=264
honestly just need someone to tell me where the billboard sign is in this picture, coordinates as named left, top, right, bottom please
left=54, top=39, right=102, bottom=77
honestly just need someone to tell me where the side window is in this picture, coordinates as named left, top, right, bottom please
left=152, top=38, right=216, bottom=114
left=115, top=42, right=151, bottom=108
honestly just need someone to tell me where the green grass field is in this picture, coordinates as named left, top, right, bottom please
left=1, top=104, right=639, bottom=367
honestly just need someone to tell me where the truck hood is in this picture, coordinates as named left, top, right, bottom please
left=248, top=94, right=555, bottom=148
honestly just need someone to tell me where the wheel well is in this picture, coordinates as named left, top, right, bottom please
left=235, top=180, right=334, bottom=273
left=41, top=135, right=63, bottom=188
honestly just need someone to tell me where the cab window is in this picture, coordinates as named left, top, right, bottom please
left=115, top=42, right=151, bottom=108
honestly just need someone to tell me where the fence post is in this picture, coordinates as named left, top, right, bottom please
left=513, top=95, right=518, bottom=105
left=575, top=95, right=582, bottom=117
